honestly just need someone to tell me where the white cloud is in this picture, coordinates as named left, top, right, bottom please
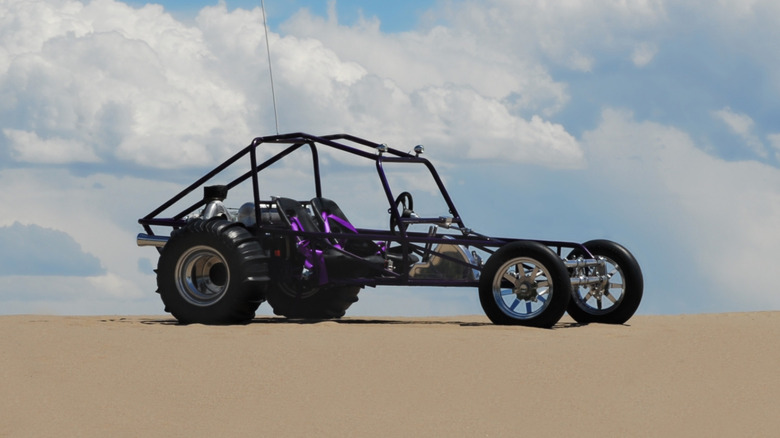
left=584, top=108, right=780, bottom=311
left=274, top=6, right=585, bottom=165
left=0, top=275, right=154, bottom=315
left=631, top=42, right=658, bottom=67
left=0, top=222, right=104, bottom=276
left=412, top=86, right=582, bottom=167
left=1, top=0, right=585, bottom=171
left=767, top=133, right=780, bottom=161
left=88, top=272, right=146, bottom=299
left=4, top=129, right=100, bottom=163
left=435, top=0, right=667, bottom=71
left=281, top=6, right=572, bottom=114
left=713, top=106, right=754, bottom=136
left=0, top=168, right=174, bottom=314
left=711, top=106, right=767, bottom=158
left=1, top=0, right=251, bottom=169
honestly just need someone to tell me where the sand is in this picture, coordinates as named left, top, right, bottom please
left=1, top=312, right=778, bottom=437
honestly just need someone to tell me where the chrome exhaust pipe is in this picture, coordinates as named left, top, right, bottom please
left=137, top=233, right=169, bottom=248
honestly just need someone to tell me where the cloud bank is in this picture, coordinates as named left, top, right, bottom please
left=0, top=0, right=585, bottom=172
left=0, top=222, right=104, bottom=276
left=1, top=0, right=780, bottom=315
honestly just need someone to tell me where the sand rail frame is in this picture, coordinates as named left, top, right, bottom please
left=138, top=133, right=642, bottom=326
left=138, top=132, right=595, bottom=288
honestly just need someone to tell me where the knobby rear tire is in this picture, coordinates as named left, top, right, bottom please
left=156, top=219, right=270, bottom=324
left=265, top=282, right=361, bottom=319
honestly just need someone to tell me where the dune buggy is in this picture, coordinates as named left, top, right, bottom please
left=137, top=133, right=643, bottom=327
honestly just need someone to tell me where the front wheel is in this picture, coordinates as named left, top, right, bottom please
left=479, top=241, right=571, bottom=328
left=566, top=240, right=643, bottom=324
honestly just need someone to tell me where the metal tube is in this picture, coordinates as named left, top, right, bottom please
left=570, top=275, right=607, bottom=286
left=564, top=258, right=603, bottom=269
left=137, top=233, right=169, bottom=248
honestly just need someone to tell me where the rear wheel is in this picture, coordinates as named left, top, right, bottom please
left=479, top=241, right=570, bottom=328
left=566, top=240, right=643, bottom=324
left=156, top=219, right=270, bottom=324
left=265, top=281, right=360, bottom=319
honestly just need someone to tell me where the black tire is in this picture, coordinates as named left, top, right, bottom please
left=566, top=239, right=643, bottom=324
left=479, top=241, right=571, bottom=328
left=156, top=219, right=270, bottom=324
left=265, top=281, right=361, bottom=319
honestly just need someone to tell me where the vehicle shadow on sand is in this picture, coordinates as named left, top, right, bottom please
left=138, top=317, right=587, bottom=329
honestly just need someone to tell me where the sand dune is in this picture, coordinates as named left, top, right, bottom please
left=1, top=312, right=778, bottom=437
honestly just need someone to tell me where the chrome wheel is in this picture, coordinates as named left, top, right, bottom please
left=565, top=239, right=643, bottom=324
left=571, top=255, right=625, bottom=314
left=491, top=256, right=554, bottom=320
left=175, top=245, right=230, bottom=306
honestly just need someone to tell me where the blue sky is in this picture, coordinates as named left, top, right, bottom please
left=128, top=0, right=437, bottom=31
left=2, top=0, right=780, bottom=317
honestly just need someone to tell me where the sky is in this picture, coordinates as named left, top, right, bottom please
left=2, top=0, right=780, bottom=317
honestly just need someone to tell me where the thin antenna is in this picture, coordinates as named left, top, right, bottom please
left=260, top=0, right=280, bottom=134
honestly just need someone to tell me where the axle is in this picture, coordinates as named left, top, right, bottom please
left=564, top=258, right=608, bottom=287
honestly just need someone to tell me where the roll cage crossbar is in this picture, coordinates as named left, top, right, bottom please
left=138, top=133, right=594, bottom=287
left=139, top=133, right=462, bottom=231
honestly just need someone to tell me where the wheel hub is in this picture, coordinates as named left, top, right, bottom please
left=175, top=246, right=230, bottom=306
left=586, top=283, right=604, bottom=300
left=586, top=263, right=609, bottom=299
left=514, top=279, right=538, bottom=301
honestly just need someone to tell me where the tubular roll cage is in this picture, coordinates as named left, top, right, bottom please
left=138, top=133, right=595, bottom=288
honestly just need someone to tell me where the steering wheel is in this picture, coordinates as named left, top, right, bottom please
left=390, top=191, right=414, bottom=233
